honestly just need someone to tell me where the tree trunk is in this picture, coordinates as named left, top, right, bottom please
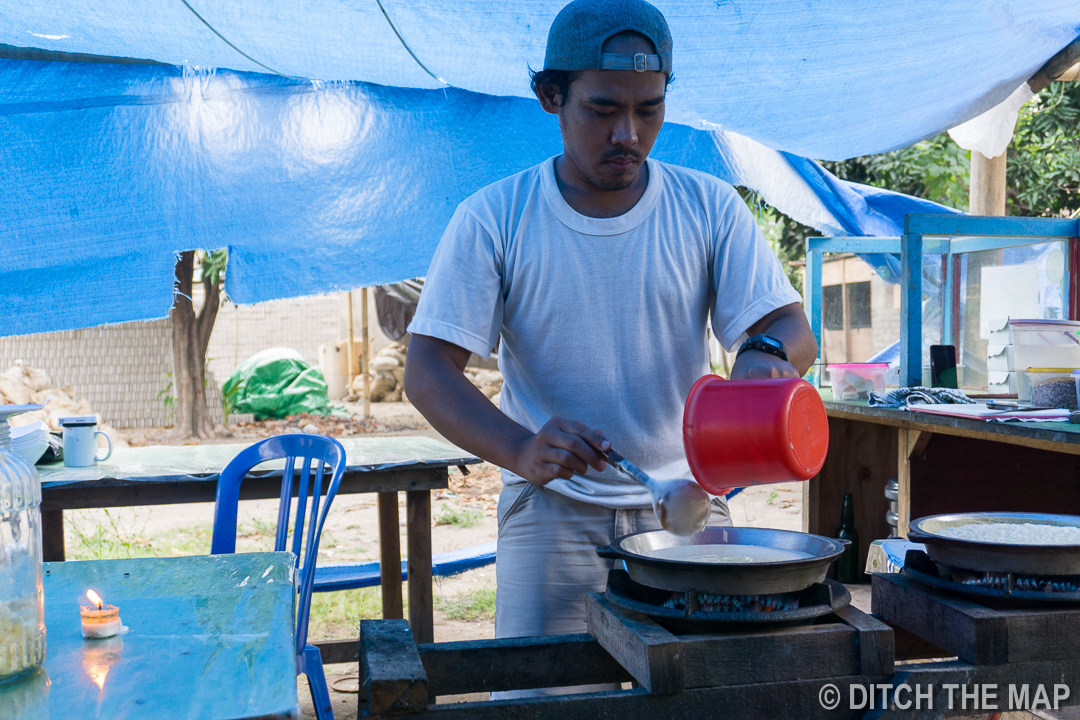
left=169, top=250, right=221, bottom=441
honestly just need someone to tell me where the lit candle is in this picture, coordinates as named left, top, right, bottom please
left=80, top=590, right=123, bottom=639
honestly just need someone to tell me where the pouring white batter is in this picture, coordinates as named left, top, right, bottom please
left=605, top=449, right=711, bottom=536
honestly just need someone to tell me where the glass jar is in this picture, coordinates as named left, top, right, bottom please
left=0, top=406, right=47, bottom=684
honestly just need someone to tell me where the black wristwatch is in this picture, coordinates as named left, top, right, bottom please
left=736, top=334, right=788, bottom=362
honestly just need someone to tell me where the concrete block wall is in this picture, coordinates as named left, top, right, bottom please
left=0, top=320, right=175, bottom=428
left=0, top=291, right=393, bottom=429
left=205, top=290, right=393, bottom=388
left=205, top=293, right=348, bottom=385
left=871, top=280, right=902, bottom=355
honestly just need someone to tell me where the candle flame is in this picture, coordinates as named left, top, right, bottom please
left=86, top=589, right=103, bottom=609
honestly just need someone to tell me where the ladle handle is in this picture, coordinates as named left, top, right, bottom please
left=603, top=449, right=654, bottom=489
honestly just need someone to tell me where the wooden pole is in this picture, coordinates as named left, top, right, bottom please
left=969, top=151, right=1007, bottom=216
left=362, top=287, right=371, bottom=419
left=961, top=150, right=1008, bottom=389
left=347, top=291, right=356, bottom=397
left=377, top=492, right=404, bottom=620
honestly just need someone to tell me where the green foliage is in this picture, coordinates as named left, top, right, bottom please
left=196, top=248, right=229, bottom=287
left=1008, top=81, right=1080, bottom=217
left=221, top=378, right=242, bottom=423
left=748, top=80, right=1080, bottom=267
left=823, top=133, right=971, bottom=211
left=435, top=502, right=483, bottom=528
left=157, top=371, right=175, bottom=417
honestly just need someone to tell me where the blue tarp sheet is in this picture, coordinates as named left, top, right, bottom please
left=0, top=60, right=955, bottom=336
left=0, top=2, right=1076, bottom=336
left=4, top=1, right=1078, bottom=158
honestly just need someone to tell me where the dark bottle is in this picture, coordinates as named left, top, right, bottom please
left=834, top=493, right=860, bottom=584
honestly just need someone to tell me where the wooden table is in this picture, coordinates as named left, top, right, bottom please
left=36, top=436, right=479, bottom=643
left=0, top=553, right=297, bottom=720
left=806, top=390, right=1080, bottom=571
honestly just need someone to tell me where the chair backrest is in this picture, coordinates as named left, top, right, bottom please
left=211, top=433, right=347, bottom=656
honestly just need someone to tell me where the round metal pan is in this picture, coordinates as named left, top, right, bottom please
left=596, top=526, right=848, bottom=595
left=907, top=512, right=1080, bottom=575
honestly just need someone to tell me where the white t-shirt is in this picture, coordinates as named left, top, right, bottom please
left=409, top=156, right=802, bottom=508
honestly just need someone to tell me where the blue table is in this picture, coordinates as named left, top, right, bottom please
left=0, top=553, right=298, bottom=719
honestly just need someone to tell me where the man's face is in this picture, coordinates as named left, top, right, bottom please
left=540, top=35, right=667, bottom=192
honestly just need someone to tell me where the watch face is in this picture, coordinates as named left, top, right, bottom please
left=758, top=335, right=782, bottom=350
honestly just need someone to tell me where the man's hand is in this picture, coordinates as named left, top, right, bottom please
left=511, top=417, right=611, bottom=485
left=730, top=350, right=801, bottom=380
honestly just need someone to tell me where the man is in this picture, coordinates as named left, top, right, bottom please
left=404, top=0, right=817, bottom=642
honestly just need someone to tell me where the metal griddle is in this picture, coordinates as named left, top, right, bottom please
left=596, top=526, right=848, bottom=595
left=907, top=512, right=1080, bottom=575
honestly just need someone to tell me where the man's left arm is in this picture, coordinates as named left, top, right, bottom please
left=730, top=302, right=818, bottom=379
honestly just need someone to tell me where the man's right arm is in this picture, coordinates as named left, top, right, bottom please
left=404, top=334, right=610, bottom=485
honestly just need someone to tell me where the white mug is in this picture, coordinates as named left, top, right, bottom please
left=60, top=416, right=112, bottom=467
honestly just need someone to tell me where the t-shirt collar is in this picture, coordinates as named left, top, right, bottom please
left=540, top=155, right=664, bottom=236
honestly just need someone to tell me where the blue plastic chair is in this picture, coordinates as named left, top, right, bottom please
left=211, top=434, right=346, bottom=720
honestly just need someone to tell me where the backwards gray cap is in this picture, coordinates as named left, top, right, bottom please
left=544, top=0, right=672, bottom=75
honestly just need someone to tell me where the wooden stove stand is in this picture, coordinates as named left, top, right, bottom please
left=360, top=585, right=1080, bottom=719
left=358, top=597, right=898, bottom=719
left=873, top=572, right=1080, bottom=666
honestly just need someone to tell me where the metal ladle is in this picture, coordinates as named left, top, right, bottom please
left=603, top=449, right=711, bottom=537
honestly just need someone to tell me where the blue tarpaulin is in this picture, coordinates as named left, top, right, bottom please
left=4, top=1, right=1078, bottom=158
left=0, top=2, right=1076, bottom=336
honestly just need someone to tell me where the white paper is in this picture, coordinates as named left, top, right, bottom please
left=980, top=265, right=1040, bottom=339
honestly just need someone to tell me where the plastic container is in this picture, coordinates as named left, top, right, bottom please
left=1009, top=320, right=1080, bottom=401
left=826, top=363, right=889, bottom=401
left=683, top=375, right=829, bottom=495
left=1025, top=368, right=1080, bottom=409
left=318, top=341, right=349, bottom=400
left=0, top=405, right=47, bottom=685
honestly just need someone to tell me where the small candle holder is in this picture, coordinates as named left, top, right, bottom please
left=80, top=590, right=124, bottom=639
left=80, top=604, right=121, bottom=639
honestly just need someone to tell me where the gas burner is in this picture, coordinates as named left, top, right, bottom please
left=604, top=568, right=850, bottom=632
left=902, top=550, right=1080, bottom=606
left=663, top=589, right=802, bottom=613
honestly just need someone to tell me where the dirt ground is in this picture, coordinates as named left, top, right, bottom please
left=101, top=401, right=867, bottom=720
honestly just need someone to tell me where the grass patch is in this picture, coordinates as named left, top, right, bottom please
left=438, top=585, right=496, bottom=621
left=307, top=586, right=387, bottom=638
left=434, top=503, right=483, bottom=529
left=67, top=509, right=155, bottom=560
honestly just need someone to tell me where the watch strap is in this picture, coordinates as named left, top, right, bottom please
left=737, top=334, right=788, bottom=362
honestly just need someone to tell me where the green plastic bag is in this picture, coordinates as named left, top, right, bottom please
left=222, top=348, right=333, bottom=420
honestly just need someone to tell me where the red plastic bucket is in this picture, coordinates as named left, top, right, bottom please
left=682, top=375, right=829, bottom=495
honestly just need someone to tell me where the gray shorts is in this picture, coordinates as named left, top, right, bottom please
left=494, top=481, right=732, bottom=639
